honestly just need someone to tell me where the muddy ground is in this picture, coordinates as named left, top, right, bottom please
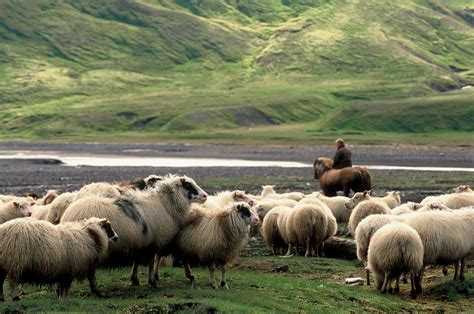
left=0, top=142, right=472, bottom=202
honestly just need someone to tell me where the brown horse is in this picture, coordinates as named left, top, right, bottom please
left=313, top=157, right=372, bottom=197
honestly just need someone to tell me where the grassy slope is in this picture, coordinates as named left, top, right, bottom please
left=0, top=0, right=473, bottom=144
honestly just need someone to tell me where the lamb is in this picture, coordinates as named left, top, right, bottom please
left=172, top=202, right=259, bottom=289
left=203, top=190, right=255, bottom=211
left=45, top=192, right=79, bottom=224
left=367, top=222, right=424, bottom=299
left=260, top=185, right=305, bottom=201
left=0, top=217, right=118, bottom=300
left=391, top=202, right=423, bottom=215
left=311, top=192, right=351, bottom=223
left=0, top=201, right=32, bottom=224
left=286, top=204, right=328, bottom=257
left=372, top=191, right=401, bottom=209
left=60, top=175, right=208, bottom=289
left=76, top=182, right=125, bottom=200
left=346, top=191, right=391, bottom=235
left=253, top=199, right=297, bottom=220
left=261, top=205, right=291, bottom=255
left=404, top=209, right=474, bottom=293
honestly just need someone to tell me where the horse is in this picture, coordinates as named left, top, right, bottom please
left=313, top=157, right=372, bottom=197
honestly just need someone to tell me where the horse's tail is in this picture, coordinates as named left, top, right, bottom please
left=359, top=168, right=372, bottom=192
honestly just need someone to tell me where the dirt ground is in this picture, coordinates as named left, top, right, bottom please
left=0, top=141, right=472, bottom=198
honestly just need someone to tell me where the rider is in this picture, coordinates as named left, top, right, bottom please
left=333, top=138, right=352, bottom=169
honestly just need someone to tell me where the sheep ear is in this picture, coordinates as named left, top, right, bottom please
left=98, top=218, right=108, bottom=226
left=13, top=202, right=19, bottom=208
left=30, top=202, right=35, bottom=206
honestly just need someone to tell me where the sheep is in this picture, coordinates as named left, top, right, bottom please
left=0, top=201, right=33, bottom=224
left=171, top=202, right=260, bottom=289
left=311, top=192, right=351, bottom=223
left=35, top=190, right=59, bottom=205
left=0, top=194, right=36, bottom=204
left=286, top=204, right=328, bottom=257
left=31, top=204, right=51, bottom=220
left=391, top=202, right=423, bottom=215
left=404, top=209, right=474, bottom=294
left=76, top=182, right=125, bottom=200
left=442, top=193, right=474, bottom=209
left=452, top=185, right=472, bottom=193
left=203, top=190, right=255, bottom=211
left=260, top=185, right=305, bottom=201
left=346, top=190, right=391, bottom=235
left=367, top=222, right=424, bottom=299
left=261, top=205, right=291, bottom=255
left=355, top=214, right=405, bottom=285
left=253, top=198, right=297, bottom=220
left=371, top=191, right=401, bottom=209
left=60, top=175, right=208, bottom=289
left=0, top=217, right=118, bottom=300
left=45, top=192, right=79, bottom=224
left=121, top=175, right=163, bottom=190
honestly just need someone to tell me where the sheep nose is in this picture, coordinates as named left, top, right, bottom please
left=200, top=193, right=208, bottom=202
left=27, top=212, right=32, bottom=217
left=111, top=235, right=119, bottom=242
left=248, top=200, right=255, bottom=206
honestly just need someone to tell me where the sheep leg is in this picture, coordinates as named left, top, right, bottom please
left=59, top=281, right=72, bottom=298
left=208, top=264, right=217, bottom=289
left=442, top=265, right=448, bottom=276
left=153, top=254, right=161, bottom=282
left=410, top=273, right=417, bottom=299
left=88, top=271, right=103, bottom=297
left=454, top=261, right=460, bottom=281
left=305, top=238, right=311, bottom=257
left=183, top=262, right=195, bottom=285
left=380, top=273, right=389, bottom=294
left=366, top=268, right=370, bottom=286
left=0, top=270, right=5, bottom=301
left=148, top=257, right=158, bottom=288
left=401, top=272, right=408, bottom=284
left=319, top=242, right=325, bottom=257
left=9, top=279, right=20, bottom=301
left=219, top=264, right=228, bottom=289
left=460, top=258, right=466, bottom=281
left=394, top=276, right=400, bottom=293
left=414, top=270, right=423, bottom=294
left=130, top=261, right=140, bottom=286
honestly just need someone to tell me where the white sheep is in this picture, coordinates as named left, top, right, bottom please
left=203, top=190, right=254, bottom=211
left=404, top=209, right=474, bottom=294
left=311, top=192, right=351, bottom=223
left=367, top=222, right=424, bottom=299
left=260, top=185, right=305, bottom=201
left=0, top=217, right=118, bottom=300
left=390, top=202, right=422, bottom=215
left=171, top=202, right=259, bottom=289
left=346, top=191, right=391, bottom=235
left=61, top=175, right=208, bottom=289
left=286, top=204, right=328, bottom=257
left=261, top=205, right=291, bottom=255
left=45, top=192, right=79, bottom=224
left=253, top=198, right=297, bottom=220
left=0, top=201, right=33, bottom=224
left=371, top=191, right=401, bottom=209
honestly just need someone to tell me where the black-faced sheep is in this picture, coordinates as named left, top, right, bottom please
left=60, top=175, right=208, bottom=289
left=0, top=201, right=33, bottom=224
left=0, top=217, right=118, bottom=301
left=346, top=191, right=391, bottom=235
left=367, top=222, right=424, bottom=299
left=172, top=202, right=259, bottom=289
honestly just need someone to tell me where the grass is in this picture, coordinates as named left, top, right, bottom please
left=0, top=256, right=472, bottom=312
left=0, top=0, right=473, bottom=144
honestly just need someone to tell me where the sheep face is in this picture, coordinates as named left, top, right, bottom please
left=236, top=203, right=260, bottom=226
left=14, top=201, right=33, bottom=217
left=233, top=190, right=254, bottom=206
left=453, top=185, right=472, bottom=193
left=179, top=177, right=207, bottom=203
left=97, top=218, right=119, bottom=242
left=345, top=190, right=371, bottom=209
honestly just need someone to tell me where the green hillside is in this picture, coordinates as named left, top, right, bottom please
left=0, top=0, right=473, bottom=144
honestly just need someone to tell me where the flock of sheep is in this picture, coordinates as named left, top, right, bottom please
left=0, top=173, right=472, bottom=302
